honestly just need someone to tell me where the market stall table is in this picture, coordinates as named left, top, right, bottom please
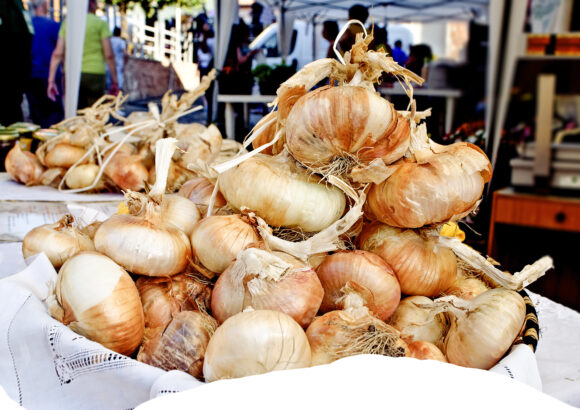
left=217, top=94, right=276, bottom=140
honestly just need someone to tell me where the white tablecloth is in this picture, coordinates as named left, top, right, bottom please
left=0, top=243, right=578, bottom=409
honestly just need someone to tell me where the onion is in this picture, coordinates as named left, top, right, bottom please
left=190, top=214, right=260, bottom=274
left=137, top=310, right=217, bottom=379
left=443, top=288, right=526, bottom=370
left=211, top=248, right=324, bottom=327
left=22, top=214, right=95, bottom=268
left=175, top=123, right=223, bottom=167
left=407, top=340, right=447, bottom=362
left=358, top=222, right=456, bottom=297
left=445, top=275, right=489, bottom=300
left=65, top=163, right=104, bottom=190
left=316, top=250, right=400, bottom=321
left=103, top=150, right=149, bottom=191
left=136, top=273, right=212, bottom=334
left=44, top=142, right=87, bottom=168
left=94, top=211, right=192, bottom=276
left=389, top=296, right=448, bottom=348
left=160, top=194, right=201, bottom=236
left=5, top=143, right=44, bottom=185
left=95, top=139, right=192, bottom=276
left=203, top=309, right=311, bottom=382
left=306, top=294, right=409, bottom=366
left=178, top=177, right=227, bottom=214
left=285, top=86, right=409, bottom=169
left=217, top=152, right=345, bottom=232
left=366, top=142, right=492, bottom=228
left=47, top=251, right=144, bottom=355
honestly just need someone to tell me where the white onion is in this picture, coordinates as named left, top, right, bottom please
left=47, top=252, right=144, bottom=356
left=389, top=296, right=448, bottom=348
left=22, top=215, right=95, bottom=268
left=203, top=309, right=311, bottom=382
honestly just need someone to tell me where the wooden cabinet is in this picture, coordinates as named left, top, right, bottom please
left=488, top=187, right=580, bottom=311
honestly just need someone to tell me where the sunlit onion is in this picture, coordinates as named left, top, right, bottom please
left=47, top=251, right=144, bottom=355
left=22, top=214, right=95, bottom=268
left=190, top=214, right=260, bottom=274
left=44, top=142, right=87, bottom=168
left=366, top=142, right=492, bottom=228
left=218, top=152, right=345, bottom=232
left=203, top=309, right=311, bottom=382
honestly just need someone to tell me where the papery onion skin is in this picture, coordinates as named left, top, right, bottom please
left=51, top=252, right=144, bottom=355
left=366, top=142, right=492, bottom=228
left=103, top=151, right=149, bottom=191
left=136, top=273, right=212, bottom=333
left=316, top=250, right=401, bottom=321
left=444, top=288, right=526, bottom=370
left=285, top=86, right=409, bottom=167
left=5, top=143, right=44, bottom=185
left=211, top=250, right=324, bottom=327
left=389, top=296, right=448, bottom=348
left=22, top=216, right=95, bottom=268
left=178, top=177, right=227, bottom=212
left=44, top=143, right=87, bottom=168
left=218, top=153, right=345, bottom=232
left=306, top=310, right=409, bottom=366
left=203, top=309, right=311, bottom=382
left=94, top=214, right=192, bottom=276
left=358, top=222, right=457, bottom=297
left=65, top=163, right=103, bottom=190
left=408, top=340, right=448, bottom=362
left=190, top=214, right=260, bottom=274
left=445, top=276, right=489, bottom=300
left=161, top=194, right=201, bottom=236
left=137, top=311, right=216, bottom=379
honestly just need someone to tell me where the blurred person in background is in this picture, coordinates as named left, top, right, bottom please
left=27, top=0, right=63, bottom=128
left=250, top=2, right=264, bottom=40
left=47, top=0, right=118, bottom=109
left=0, top=0, right=33, bottom=126
left=322, top=20, right=339, bottom=59
left=392, top=39, right=408, bottom=66
left=108, top=27, right=126, bottom=92
left=196, top=16, right=215, bottom=125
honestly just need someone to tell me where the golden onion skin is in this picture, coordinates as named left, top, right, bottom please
left=316, top=250, right=401, bottom=321
left=366, top=142, right=492, bottom=228
left=5, top=143, right=44, bottom=184
left=358, top=222, right=457, bottom=297
left=44, top=143, right=87, bottom=168
left=218, top=154, right=345, bottom=232
left=285, top=86, right=409, bottom=167
left=55, top=252, right=145, bottom=356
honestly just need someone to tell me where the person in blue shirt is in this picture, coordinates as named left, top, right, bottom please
left=392, top=40, right=408, bottom=67
left=26, top=0, right=63, bottom=128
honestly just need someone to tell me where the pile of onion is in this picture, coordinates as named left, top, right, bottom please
left=389, top=296, right=448, bottom=348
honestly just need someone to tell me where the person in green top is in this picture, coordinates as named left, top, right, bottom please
left=47, top=0, right=118, bottom=109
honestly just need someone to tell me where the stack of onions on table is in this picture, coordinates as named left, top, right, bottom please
left=4, top=69, right=244, bottom=195
left=21, top=29, right=554, bottom=383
